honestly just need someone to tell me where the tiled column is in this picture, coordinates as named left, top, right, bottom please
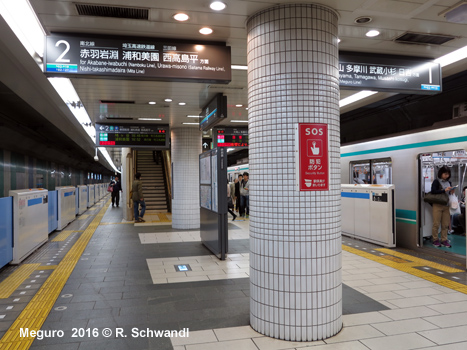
left=247, top=4, right=342, bottom=341
left=171, top=127, right=201, bottom=229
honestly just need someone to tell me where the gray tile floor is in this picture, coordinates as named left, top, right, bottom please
left=21, top=204, right=388, bottom=349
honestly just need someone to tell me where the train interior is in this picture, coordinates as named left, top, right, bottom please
left=351, top=159, right=393, bottom=185
left=420, top=150, right=467, bottom=257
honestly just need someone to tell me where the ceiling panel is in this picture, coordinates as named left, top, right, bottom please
left=25, top=0, right=467, bottom=144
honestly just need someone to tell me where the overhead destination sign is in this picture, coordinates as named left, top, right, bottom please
left=95, top=123, right=169, bottom=148
left=45, top=33, right=231, bottom=83
left=339, top=52, right=442, bottom=94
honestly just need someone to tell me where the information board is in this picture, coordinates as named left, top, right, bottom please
left=96, top=123, right=169, bottom=148
left=45, top=33, right=231, bottom=83
left=213, top=127, right=248, bottom=147
left=295, top=123, right=329, bottom=191
left=339, top=52, right=442, bottom=94
left=199, top=94, right=227, bottom=131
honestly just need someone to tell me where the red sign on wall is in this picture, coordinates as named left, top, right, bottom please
left=296, top=123, right=329, bottom=191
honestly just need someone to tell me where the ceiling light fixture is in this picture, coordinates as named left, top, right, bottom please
left=210, top=1, right=226, bottom=11
left=173, top=13, right=189, bottom=21
left=232, top=65, right=248, bottom=70
left=339, top=91, right=378, bottom=108
left=148, top=101, right=156, bottom=105
left=187, top=115, right=200, bottom=118
left=183, top=122, right=199, bottom=125
left=199, top=27, right=213, bottom=35
left=138, top=118, right=162, bottom=121
left=235, top=104, right=243, bottom=107
left=231, top=120, right=248, bottom=123
left=164, top=98, right=172, bottom=102
left=366, top=30, right=380, bottom=37
left=355, top=16, right=372, bottom=24
left=434, top=45, right=467, bottom=67
left=179, top=102, right=186, bottom=106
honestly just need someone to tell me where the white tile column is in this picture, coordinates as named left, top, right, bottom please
left=171, top=127, right=201, bottom=229
left=247, top=4, right=342, bottom=341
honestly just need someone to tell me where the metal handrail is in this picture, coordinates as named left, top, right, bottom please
left=162, top=150, right=172, bottom=212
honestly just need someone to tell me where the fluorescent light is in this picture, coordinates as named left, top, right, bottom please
left=179, top=102, right=186, bottom=106
left=0, top=0, right=46, bottom=57
left=98, top=147, right=121, bottom=174
left=210, top=1, right=226, bottom=11
left=227, top=148, right=235, bottom=152
left=339, top=91, right=378, bottom=108
left=434, top=45, right=467, bottom=67
left=231, top=120, right=248, bottom=123
left=48, top=77, right=119, bottom=173
left=187, top=115, right=200, bottom=118
left=232, top=65, right=248, bottom=70
left=235, top=104, right=243, bottom=107
left=164, top=98, right=173, bottom=102
left=148, top=101, right=156, bottom=105
left=138, top=118, right=161, bottom=121
left=173, top=13, right=189, bottom=21
left=199, top=27, right=213, bottom=35
left=366, top=30, right=380, bottom=37
left=183, top=122, right=199, bottom=125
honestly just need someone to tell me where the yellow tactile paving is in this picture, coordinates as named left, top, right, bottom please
left=343, top=245, right=467, bottom=294
left=0, top=200, right=110, bottom=348
left=0, top=264, right=41, bottom=299
left=51, top=230, right=73, bottom=242
left=376, top=248, right=464, bottom=273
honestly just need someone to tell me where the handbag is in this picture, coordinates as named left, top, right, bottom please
left=107, top=185, right=113, bottom=192
left=227, top=197, right=234, bottom=209
left=423, top=192, right=449, bottom=205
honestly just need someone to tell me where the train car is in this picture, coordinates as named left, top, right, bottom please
left=341, top=120, right=467, bottom=258
left=227, top=163, right=249, bottom=182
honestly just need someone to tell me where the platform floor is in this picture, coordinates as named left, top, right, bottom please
left=1, top=198, right=467, bottom=349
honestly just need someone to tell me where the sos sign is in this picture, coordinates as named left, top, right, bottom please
left=295, top=123, right=329, bottom=191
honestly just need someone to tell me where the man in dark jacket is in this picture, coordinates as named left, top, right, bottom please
left=235, top=174, right=243, bottom=214
left=110, top=176, right=122, bottom=207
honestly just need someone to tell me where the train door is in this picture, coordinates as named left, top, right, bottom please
left=419, top=150, right=467, bottom=257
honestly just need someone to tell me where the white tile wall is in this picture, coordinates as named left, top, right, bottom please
left=247, top=3, right=341, bottom=341
left=171, top=128, right=201, bottom=229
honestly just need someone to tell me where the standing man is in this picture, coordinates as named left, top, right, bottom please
left=110, top=176, right=122, bottom=207
left=235, top=174, right=243, bottom=215
left=132, top=172, right=146, bottom=223
left=240, top=172, right=249, bottom=218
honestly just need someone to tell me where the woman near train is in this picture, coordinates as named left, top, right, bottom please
left=431, top=166, right=454, bottom=248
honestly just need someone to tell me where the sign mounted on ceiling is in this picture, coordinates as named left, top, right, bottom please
left=199, top=94, right=227, bottom=131
left=213, top=127, right=248, bottom=148
left=44, top=33, right=231, bottom=83
left=339, top=52, right=442, bottom=95
left=95, top=123, right=169, bottom=148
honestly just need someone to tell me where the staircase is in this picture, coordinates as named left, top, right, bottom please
left=136, top=150, right=168, bottom=212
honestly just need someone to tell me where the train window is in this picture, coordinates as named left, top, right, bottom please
left=350, top=158, right=392, bottom=184
left=350, top=161, right=370, bottom=184
left=371, top=159, right=392, bottom=184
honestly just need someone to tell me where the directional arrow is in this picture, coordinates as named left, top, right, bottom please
left=203, top=142, right=208, bottom=148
